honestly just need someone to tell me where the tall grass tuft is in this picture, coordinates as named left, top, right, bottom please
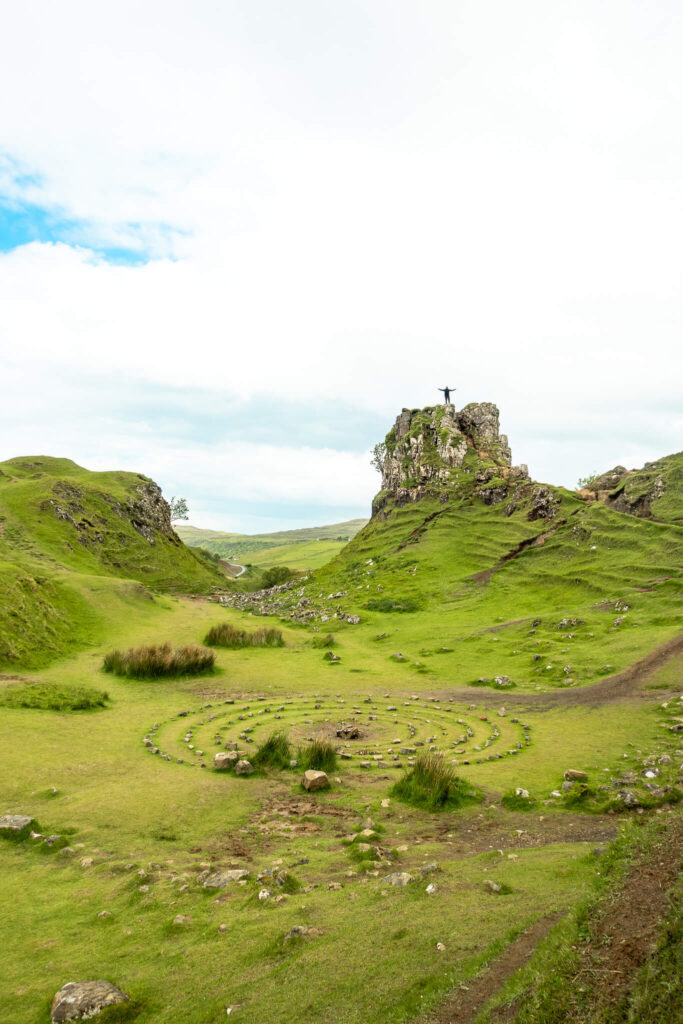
left=252, top=731, right=292, bottom=770
left=298, top=738, right=337, bottom=773
left=103, top=644, right=215, bottom=679
left=203, top=623, right=285, bottom=649
left=391, top=752, right=481, bottom=812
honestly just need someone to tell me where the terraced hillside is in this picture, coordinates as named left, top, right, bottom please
left=0, top=411, right=681, bottom=1024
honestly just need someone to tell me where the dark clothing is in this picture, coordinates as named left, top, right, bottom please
left=438, top=387, right=454, bottom=404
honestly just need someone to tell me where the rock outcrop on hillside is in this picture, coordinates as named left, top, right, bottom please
left=373, top=403, right=529, bottom=515
left=578, top=453, right=681, bottom=525
left=44, top=478, right=178, bottom=546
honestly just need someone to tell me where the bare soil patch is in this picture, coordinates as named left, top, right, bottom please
left=437, top=632, right=683, bottom=710
left=427, top=914, right=561, bottom=1024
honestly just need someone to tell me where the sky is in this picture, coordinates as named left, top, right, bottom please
left=1, top=1, right=681, bottom=533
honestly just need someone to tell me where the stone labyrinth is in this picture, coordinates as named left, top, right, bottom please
left=143, top=695, right=532, bottom=772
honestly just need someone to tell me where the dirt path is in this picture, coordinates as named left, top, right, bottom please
left=437, top=631, right=683, bottom=710
left=426, top=914, right=562, bottom=1024
left=560, top=815, right=683, bottom=1019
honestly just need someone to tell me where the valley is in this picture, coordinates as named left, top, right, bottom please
left=0, top=406, right=681, bottom=1024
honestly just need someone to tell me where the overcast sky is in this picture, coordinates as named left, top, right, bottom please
left=1, top=1, right=681, bottom=532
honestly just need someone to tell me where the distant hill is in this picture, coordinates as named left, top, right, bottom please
left=177, top=518, right=368, bottom=570
left=0, top=456, right=225, bottom=666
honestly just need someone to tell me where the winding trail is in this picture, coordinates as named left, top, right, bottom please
left=437, top=631, right=683, bottom=710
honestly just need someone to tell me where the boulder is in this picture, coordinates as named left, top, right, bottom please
left=50, top=980, right=128, bottom=1022
left=564, top=769, right=588, bottom=782
left=202, top=869, right=250, bottom=889
left=234, top=760, right=254, bottom=775
left=302, top=770, right=330, bottom=792
left=0, top=814, right=33, bottom=837
left=214, top=751, right=238, bottom=770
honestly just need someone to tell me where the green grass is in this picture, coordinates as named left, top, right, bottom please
left=392, top=753, right=482, bottom=812
left=203, top=623, right=284, bottom=648
left=0, top=680, right=109, bottom=711
left=103, top=644, right=215, bottom=679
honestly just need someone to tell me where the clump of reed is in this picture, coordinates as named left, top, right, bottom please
left=103, top=643, right=215, bottom=679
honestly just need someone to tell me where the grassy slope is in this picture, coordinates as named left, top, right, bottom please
left=0, top=456, right=224, bottom=667
left=264, top=486, right=683, bottom=695
left=177, top=518, right=368, bottom=567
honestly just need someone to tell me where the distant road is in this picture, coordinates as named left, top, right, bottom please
left=219, top=559, right=247, bottom=579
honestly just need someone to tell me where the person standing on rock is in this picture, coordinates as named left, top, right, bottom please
left=438, top=386, right=455, bottom=404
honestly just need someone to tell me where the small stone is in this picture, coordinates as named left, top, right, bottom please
left=564, top=769, right=588, bottom=782
left=384, top=872, right=414, bottom=886
left=172, top=914, right=192, bottom=925
left=234, top=760, right=254, bottom=775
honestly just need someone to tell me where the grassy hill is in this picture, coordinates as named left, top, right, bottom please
left=177, top=518, right=368, bottom=569
left=0, top=456, right=225, bottom=666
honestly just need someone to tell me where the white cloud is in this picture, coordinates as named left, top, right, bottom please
left=0, top=1, right=681, bottom=529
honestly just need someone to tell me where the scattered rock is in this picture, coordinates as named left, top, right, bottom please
left=483, top=879, right=502, bottom=894
left=564, top=769, right=588, bottom=782
left=234, top=760, right=254, bottom=776
left=172, top=914, right=192, bottom=925
left=384, top=872, right=414, bottom=886
left=51, top=980, right=129, bottom=1023
left=302, top=770, right=330, bottom=792
left=214, top=751, right=238, bottom=770
left=202, top=869, right=250, bottom=889
left=436, top=942, right=446, bottom=952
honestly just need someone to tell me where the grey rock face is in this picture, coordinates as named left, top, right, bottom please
left=51, top=980, right=128, bottom=1022
left=373, top=402, right=525, bottom=514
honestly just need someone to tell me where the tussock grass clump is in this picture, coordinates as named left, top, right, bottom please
left=252, top=731, right=292, bottom=770
left=310, top=632, right=337, bottom=649
left=391, top=753, right=481, bottom=812
left=103, top=643, right=215, bottom=679
left=501, top=789, right=537, bottom=811
left=365, top=596, right=420, bottom=613
left=203, top=623, right=285, bottom=649
left=298, top=738, right=337, bottom=773
left=0, top=681, right=109, bottom=711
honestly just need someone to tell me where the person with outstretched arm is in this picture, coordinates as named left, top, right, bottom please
left=438, top=386, right=455, bottom=404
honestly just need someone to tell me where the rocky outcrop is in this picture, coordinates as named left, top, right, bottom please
left=373, top=402, right=528, bottom=514
left=579, top=453, right=681, bottom=524
left=42, top=477, right=179, bottom=547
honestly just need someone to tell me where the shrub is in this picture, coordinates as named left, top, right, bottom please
left=204, top=623, right=284, bottom=649
left=365, top=597, right=420, bottom=613
left=391, top=753, right=482, bottom=812
left=252, top=731, right=292, bottom=770
left=103, top=644, right=215, bottom=679
left=298, top=738, right=337, bottom=773
left=0, top=682, right=109, bottom=711
left=261, top=566, right=294, bottom=588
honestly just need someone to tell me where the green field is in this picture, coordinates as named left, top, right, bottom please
left=1, top=444, right=682, bottom=1024
left=178, top=519, right=368, bottom=570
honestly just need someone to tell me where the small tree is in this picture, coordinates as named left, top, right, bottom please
left=370, top=442, right=386, bottom=474
left=169, top=496, right=189, bottom=522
